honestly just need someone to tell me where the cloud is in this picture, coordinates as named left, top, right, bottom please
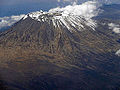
left=0, top=14, right=25, bottom=29
left=0, top=1, right=102, bottom=31
left=1, top=0, right=120, bottom=6
left=57, top=0, right=120, bottom=4
left=49, top=1, right=102, bottom=19
left=57, top=0, right=78, bottom=5
left=108, top=23, right=120, bottom=34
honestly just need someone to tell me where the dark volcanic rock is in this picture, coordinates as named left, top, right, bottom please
left=0, top=16, right=120, bottom=90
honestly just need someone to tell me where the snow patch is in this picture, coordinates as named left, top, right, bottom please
left=108, top=23, right=120, bottom=34
left=0, top=1, right=102, bottom=32
left=22, top=1, right=101, bottom=32
left=115, top=49, right=120, bottom=56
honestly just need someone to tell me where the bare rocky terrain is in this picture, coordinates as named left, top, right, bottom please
left=0, top=14, right=120, bottom=90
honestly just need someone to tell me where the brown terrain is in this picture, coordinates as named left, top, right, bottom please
left=0, top=17, right=120, bottom=90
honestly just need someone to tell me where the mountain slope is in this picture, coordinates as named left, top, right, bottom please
left=0, top=2, right=120, bottom=90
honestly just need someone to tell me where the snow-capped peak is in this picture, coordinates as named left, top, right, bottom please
left=23, top=1, right=102, bottom=32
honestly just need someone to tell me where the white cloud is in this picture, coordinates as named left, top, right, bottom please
left=0, top=14, right=25, bottom=29
left=57, top=0, right=78, bottom=5
left=57, top=0, right=120, bottom=5
left=108, top=23, right=120, bottom=34
left=49, top=1, right=102, bottom=19
left=57, top=0, right=60, bottom=2
left=0, top=1, right=102, bottom=31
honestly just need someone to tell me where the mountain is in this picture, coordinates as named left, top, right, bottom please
left=1, top=3, right=120, bottom=31
left=0, top=2, right=120, bottom=90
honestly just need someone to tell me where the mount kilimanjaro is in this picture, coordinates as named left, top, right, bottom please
left=0, top=1, right=120, bottom=90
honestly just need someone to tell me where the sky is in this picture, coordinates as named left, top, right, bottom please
left=0, top=0, right=57, bottom=5
left=0, top=0, right=99, bottom=30
left=1, top=0, right=120, bottom=6
left=0, top=0, right=58, bottom=17
left=0, top=0, right=120, bottom=31
left=0, top=0, right=120, bottom=17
